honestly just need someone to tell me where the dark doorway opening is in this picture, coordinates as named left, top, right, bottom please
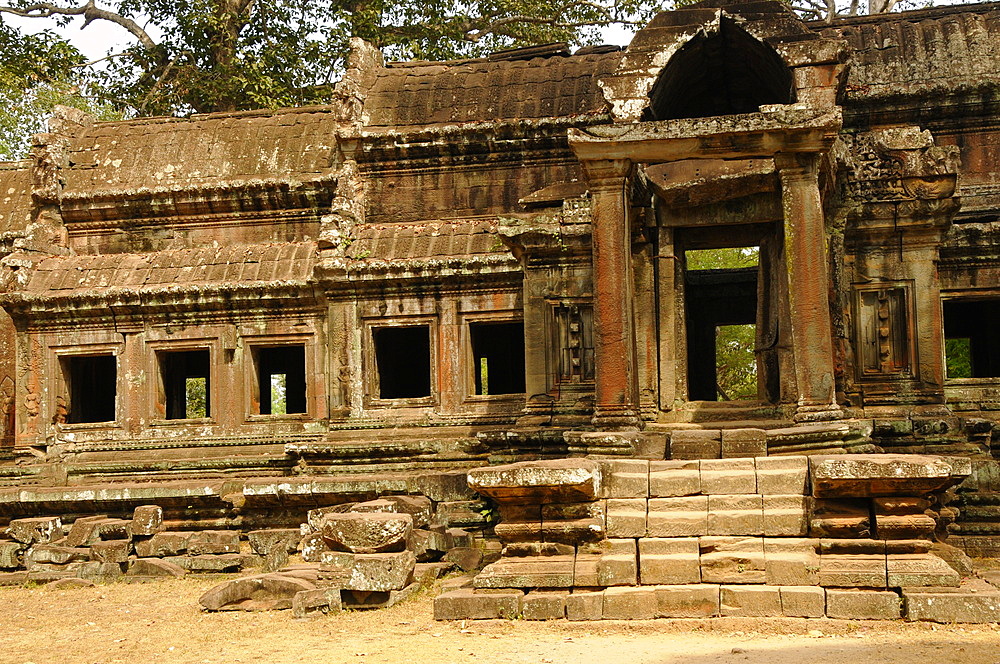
left=159, top=349, right=211, bottom=419
left=373, top=326, right=432, bottom=399
left=255, top=346, right=306, bottom=414
left=470, top=321, right=525, bottom=395
left=684, top=247, right=758, bottom=401
left=62, top=355, right=116, bottom=423
left=944, top=299, right=1000, bottom=378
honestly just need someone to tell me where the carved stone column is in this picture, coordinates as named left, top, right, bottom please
left=776, top=152, right=842, bottom=422
left=583, top=159, right=641, bottom=430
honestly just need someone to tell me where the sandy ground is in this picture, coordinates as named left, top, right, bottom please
left=2, top=578, right=1000, bottom=664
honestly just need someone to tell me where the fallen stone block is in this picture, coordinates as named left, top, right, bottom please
left=0, top=541, right=26, bottom=569
left=467, top=459, right=600, bottom=503
left=126, top=558, right=188, bottom=578
left=45, top=577, right=95, bottom=590
left=638, top=537, right=700, bottom=585
left=321, top=512, right=412, bottom=554
left=6, top=517, right=62, bottom=545
left=199, top=573, right=318, bottom=611
left=434, top=588, right=523, bottom=620
left=187, top=530, right=241, bottom=555
left=699, top=537, right=766, bottom=584
left=902, top=579, right=1000, bottom=623
left=522, top=590, right=568, bottom=620
left=721, top=585, right=782, bottom=617
left=300, top=532, right=326, bottom=563
left=350, top=495, right=433, bottom=528
left=780, top=586, right=826, bottom=618
left=341, top=584, right=420, bottom=610
left=409, top=528, right=451, bottom=562
left=248, top=529, right=301, bottom=556
left=443, top=547, right=483, bottom=572
left=810, top=454, right=965, bottom=498
left=0, top=571, right=28, bottom=586
left=341, top=551, right=416, bottom=592
left=655, top=584, right=720, bottom=618
left=647, top=496, right=707, bottom=537
left=700, top=458, right=756, bottom=495
left=433, top=501, right=492, bottom=528
left=90, top=540, right=132, bottom=564
left=474, top=555, right=574, bottom=589
left=164, top=554, right=252, bottom=572
left=27, top=545, right=91, bottom=566
left=649, top=460, right=701, bottom=497
left=413, top=562, right=453, bottom=584
left=129, top=506, right=163, bottom=536
left=134, top=531, right=193, bottom=557
left=603, top=586, right=657, bottom=620
left=78, top=561, right=124, bottom=583
left=64, top=516, right=109, bottom=547
left=292, top=587, right=343, bottom=618
left=825, top=588, right=901, bottom=619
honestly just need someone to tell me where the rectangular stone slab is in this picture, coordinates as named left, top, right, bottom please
left=810, top=454, right=964, bottom=498
left=468, top=460, right=600, bottom=503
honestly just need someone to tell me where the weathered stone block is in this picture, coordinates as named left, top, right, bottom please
left=541, top=502, right=605, bottom=521
left=434, top=589, right=522, bottom=620
left=573, top=552, right=601, bottom=587
left=649, top=460, right=701, bottom=497
left=0, top=541, right=26, bottom=569
left=78, top=561, right=124, bottom=583
left=90, top=539, right=132, bottom=564
left=886, top=554, right=960, bottom=588
left=819, top=538, right=886, bottom=555
left=902, top=580, right=1000, bottom=623
left=605, top=499, right=647, bottom=538
left=721, top=429, right=767, bottom=459
left=200, top=573, right=317, bottom=611
left=707, top=494, right=763, bottom=536
left=764, top=538, right=820, bottom=586
left=6, top=517, right=62, bottom=545
left=647, top=496, right=708, bottom=537
left=810, top=499, right=871, bottom=538
left=321, top=512, right=412, bottom=554
left=875, top=514, right=936, bottom=540
left=763, top=495, right=810, bottom=536
left=474, top=555, right=574, bottom=589
left=129, top=506, right=163, bottom=536
left=522, top=590, right=568, bottom=620
left=27, top=545, right=90, bottom=566
left=755, top=456, right=809, bottom=495
left=809, top=454, right=962, bottom=498
left=780, top=586, right=825, bottom=617
left=248, top=529, right=300, bottom=556
left=638, top=537, right=700, bottom=585
left=126, top=558, right=187, bottom=578
left=434, top=501, right=491, bottom=528
left=597, top=459, right=649, bottom=498
left=669, top=430, right=721, bottom=460
left=699, top=537, right=765, bottom=584
left=700, top=459, right=756, bottom=495
left=292, top=587, right=343, bottom=618
left=45, top=577, right=94, bottom=590
left=134, top=531, right=192, bottom=558
left=597, top=538, right=638, bottom=587
left=873, top=497, right=930, bottom=515
left=566, top=590, right=604, bottom=621
left=825, top=588, right=901, bottom=619
left=64, top=516, right=109, bottom=547
left=351, top=495, right=433, bottom=528
left=818, top=554, right=887, bottom=588
left=188, top=530, right=241, bottom=555
left=300, top=532, right=326, bottom=563
left=443, top=546, right=483, bottom=572
left=342, top=551, right=416, bottom=592
left=467, top=459, right=600, bottom=503
left=164, top=554, right=252, bottom=572
left=720, top=585, right=782, bottom=617
left=602, top=586, right=657, bottom=620
left=541, top=518, right=605, bottom=545
left=494, top=522, right=543, bottom=543
left=654, top=584, right=720, bottom=618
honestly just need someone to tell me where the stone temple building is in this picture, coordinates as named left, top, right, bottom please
left=0, top=0, right=999, bottom=561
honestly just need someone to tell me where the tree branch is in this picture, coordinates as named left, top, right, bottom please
left=0, top=0, right=157, bottom=50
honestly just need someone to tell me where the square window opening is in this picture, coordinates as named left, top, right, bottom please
left=159, top=349, right=211, bottom=419
left=944, top=299, right=1000, bottom=378
left=62, top=355, right=116, bottom=424
left=470, top=321, right=525, bottom=396
left=372, top=326, right=431, bottom=400
left=254, top=346, right=306, bottom=415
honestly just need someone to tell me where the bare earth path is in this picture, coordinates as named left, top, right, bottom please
left=2, top=579, right=999, bottom=664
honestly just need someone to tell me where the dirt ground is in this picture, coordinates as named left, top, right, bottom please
left=2, top=578, right=1000, bottom=664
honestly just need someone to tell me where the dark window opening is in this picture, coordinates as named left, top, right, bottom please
left=645, top=17, right=793, bottom=122
left=470, top=322, right=525, bottom=395
left=159, top=349, right=210, bottom=419
left=62, top=355, right=116, bottom=423
left=255, top=346, right=306, bottom=415
left=685, top=247, right=760, bottom=401
left=373, top=326, right=431, bottom=399
left=944, top=299, right=1000, bottom=378
left=554, top=304, right=595, bottom=383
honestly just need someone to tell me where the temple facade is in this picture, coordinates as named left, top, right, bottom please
left=0, top=0, right=999, bottom=552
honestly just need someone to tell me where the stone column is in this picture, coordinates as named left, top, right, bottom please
left=776, top=152, right=842, bottom=422
left=583, top=159, right=641, bottom=430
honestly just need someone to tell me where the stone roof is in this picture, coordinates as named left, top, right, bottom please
left=63, top=107, right=344, bottom=199
left=346, top=220, right=504, bottom=261
left=819, top=3, right=1000, bottom=102
left=0, top=162, right=32, bottom=233
left=24, top=242, right=317, bottom=296
left=363, top=49, right=622, bottom=127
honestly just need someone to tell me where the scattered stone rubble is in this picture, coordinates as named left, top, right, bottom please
left=197, top=496, right=488, bottom=617
left=434, top=454, right=1000, bottom=623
